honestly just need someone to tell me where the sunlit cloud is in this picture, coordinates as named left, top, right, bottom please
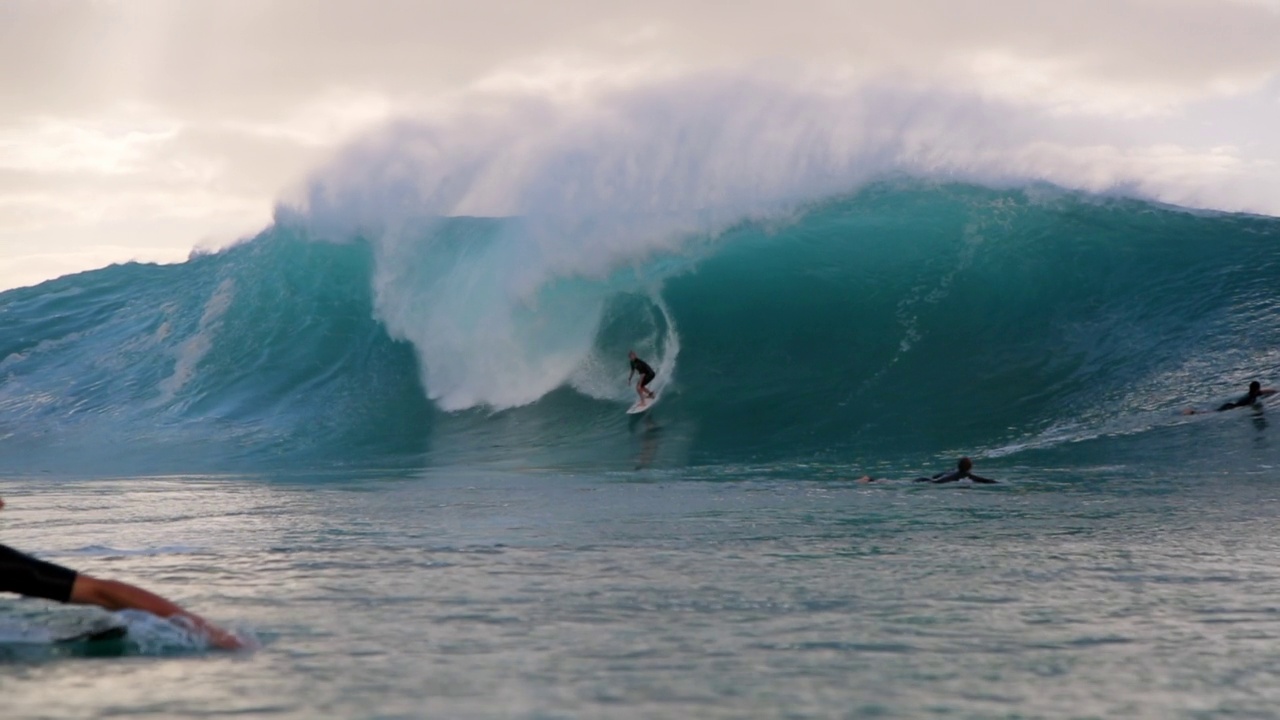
left=218, top=89, right=401, bottom=148
left=2, top=0, right=1280, bottom=291
left=0, top=112, right=179, bottom=175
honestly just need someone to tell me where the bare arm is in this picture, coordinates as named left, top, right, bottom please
left=968, top=474, right=998, bottom=484
left=69, top=575, right=244, bottom=649
left=3, top=496, right=243, bottom=649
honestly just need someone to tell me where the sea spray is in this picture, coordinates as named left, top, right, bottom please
left=283, top=75, right=1271, bottom=417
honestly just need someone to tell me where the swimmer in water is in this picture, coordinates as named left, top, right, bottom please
left=914, top=457, right=998, bottom=484
left=0, top=496, right=246, bottom=649
left=1183, top=381, right=1277, bottom=415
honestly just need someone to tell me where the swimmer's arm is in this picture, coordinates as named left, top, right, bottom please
left=968, top=474, right=998, bottom=484
left=2, top=497, right=243, bottom=650
left=69, top=575, right=245, bottom=650
left=1261, top=388, right=1278, bottom=398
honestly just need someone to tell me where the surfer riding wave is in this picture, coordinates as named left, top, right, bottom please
left=628, top=351, right=657, bottom=409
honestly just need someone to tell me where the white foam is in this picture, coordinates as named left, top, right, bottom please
left=157, top=277, right=236, bottom=401
left=281, top=73, right=1279, bottom=410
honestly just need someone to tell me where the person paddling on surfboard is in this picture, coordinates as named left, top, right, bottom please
left=0, top=496, right=246, bottom=649
left=628, top=350, right=657, bottom=408
left=1183, top=381, right=1276, bottom=415
left=914, top=457, right=998, bottom=484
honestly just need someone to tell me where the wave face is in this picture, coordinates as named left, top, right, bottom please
left=2, top=182, right=1278, bottom=475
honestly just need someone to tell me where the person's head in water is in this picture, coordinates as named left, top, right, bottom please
left=1250, top=381, right=1262, bottom=396
left=958, top=457, right=973, bottom=473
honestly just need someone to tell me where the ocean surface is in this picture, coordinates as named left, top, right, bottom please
left=3, top=181, right=1280, bottom=718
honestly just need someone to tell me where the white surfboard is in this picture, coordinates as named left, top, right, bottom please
left=626, top=394, right=660, bottom=414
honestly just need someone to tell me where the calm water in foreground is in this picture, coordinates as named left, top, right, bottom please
left=3, top=461, right=1280, bottom=719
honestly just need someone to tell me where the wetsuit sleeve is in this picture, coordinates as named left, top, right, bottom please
left=0, top=544, right=78, bottom=603
left=968, top=474, right=998, bottom=484
left=931, top=471, right=963, bottom=484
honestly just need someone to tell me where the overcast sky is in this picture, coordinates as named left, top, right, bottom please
left=2, top=0, right=1279, bottom=291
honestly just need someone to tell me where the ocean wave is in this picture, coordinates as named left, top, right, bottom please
left=1, top=181, right=1277, bottom=474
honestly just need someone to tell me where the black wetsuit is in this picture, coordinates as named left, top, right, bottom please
left=0, top=544, right=78, bottom=602
left=1217, top=392, right=1263, bottom=412
left=915, top=469, right=997, bottom=484
left=630, top=358, right=656, bottom=387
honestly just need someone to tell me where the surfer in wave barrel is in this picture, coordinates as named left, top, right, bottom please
left=1183, top=381, right=1276, bottom=415
left=0, top=496, right=246, bottom=649
left=628, top=350, right=658, bottom=408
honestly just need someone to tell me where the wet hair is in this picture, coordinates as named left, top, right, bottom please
left=1250, top=381, right=1262, bottom=394
left=958, top=457, right=973, bottom=472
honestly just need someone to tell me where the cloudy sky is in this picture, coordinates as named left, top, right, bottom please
left=2, top=0, right=1279, bottom=291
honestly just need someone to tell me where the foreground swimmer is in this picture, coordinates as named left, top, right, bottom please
left=1184, top=381, right=1277, bottom=415
left=628, top=350, right=658, bottom=407
left=0, top=496, right=245, bottom=649
left=914, top=457, right=998, bottom=484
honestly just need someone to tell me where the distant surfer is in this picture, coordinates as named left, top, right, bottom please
left=1183, top=381, right=1276, bottom=415
left=914, top=457, right=998, bottom=484
left=0, top=495, right=246, bottom=649
left=628, top=350, right=657, bottom=408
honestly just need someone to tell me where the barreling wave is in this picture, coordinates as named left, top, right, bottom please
left=2, top=180, right=1277, bottom=476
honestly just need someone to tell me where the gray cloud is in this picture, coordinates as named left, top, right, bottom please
left=2, top=0, right=1279, bottom=290
left=5, top=0, right=1279, bottom=119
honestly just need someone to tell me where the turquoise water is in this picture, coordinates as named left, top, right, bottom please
left=2, top=183, right=1277, bottom=473
left=3, top=181, right=1280, bottom=717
